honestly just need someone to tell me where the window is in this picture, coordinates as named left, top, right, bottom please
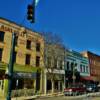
left=83, top=65, right=85, bottom=72
left=0, top=48, right=3, bottom=61
left=54, top=58, right=57, bottom=68
left=59, top=60, right=63, bottom=69
left=75, top=63, right=77, bottom=67
left=47, top=57, right=51, bottom=67
left=25, top=54, right=31, bottom=65
left=26, top=40, right=31, bottom=49
left=36, top=43, right=40, bottom=52
left=15, top=36, right=18, bottom=46
left=13, top=52, right=17, bottom=63
left=71, top=62, right=74, bottom=71
left=86, top=66, right=88, bottom=73
left=36, top=56, right=40, bottom=67
left=0, top=31, right=5, bottom=42
left=67, top=62, right=69, bottom=70
left=80, top=64, right=82, bottom=72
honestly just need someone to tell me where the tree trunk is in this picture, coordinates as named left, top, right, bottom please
left=51, top=79, right=54, bottom=94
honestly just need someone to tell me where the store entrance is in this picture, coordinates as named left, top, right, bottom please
left=47, top=80, right=52, bottom=92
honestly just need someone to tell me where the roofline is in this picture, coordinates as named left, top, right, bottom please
left=81, top=50, right=100, bottom=57
left=0, top=17, right=43, bottom=37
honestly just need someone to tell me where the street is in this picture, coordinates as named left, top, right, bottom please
left=35, top=95, right=100, bottom=100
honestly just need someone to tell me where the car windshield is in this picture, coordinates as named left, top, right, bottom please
left=68, top=84, right=83, bottom=88
left=86, top=84, right=96, bottom=87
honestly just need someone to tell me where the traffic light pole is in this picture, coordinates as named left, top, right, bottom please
left=6, top=33, right=15, bottom=100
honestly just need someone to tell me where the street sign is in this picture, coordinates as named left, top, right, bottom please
left=13, top=72, right=36, bottom=79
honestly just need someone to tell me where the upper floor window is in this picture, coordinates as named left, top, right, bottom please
left=83, top=65, right=85, bottom=72
left=67, top=61, right=69, bottom=70
left=47, top=57, right=51, bottom=67
left=59, top=60, right=63, bottom=69
left=0, top=31, right=5, bottom=42
left=26, top=40, right=31, bottom=49
left=75, top=63, right=77, bottom=67
left=36, top=56, right=40, bottom=67
left=15, top=36, right=18, bottom=46
left=36, top=43, right=40, bottom=52
left=54, top=58, right=57, bottom=68
left=0, top=48, right=3, bottom=61
left=71, top=62, right=74, bottom=71
left=25, top=54, right=31, bottom=65
left=86, top=66, right=89, bottom=73
left=80, top=64, right=82, bottom=72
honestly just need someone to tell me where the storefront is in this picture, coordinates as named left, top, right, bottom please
left=44, top=69, right=65, bottom=94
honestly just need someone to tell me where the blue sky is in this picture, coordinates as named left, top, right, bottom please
left=0, top=0, right=100, bottom=55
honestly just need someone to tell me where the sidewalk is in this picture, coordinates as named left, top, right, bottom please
left=1, top=92, right=100, bottom=100
left=12, top=92, right=63, bottom=100
left=0, top=90, right=5, bottom=100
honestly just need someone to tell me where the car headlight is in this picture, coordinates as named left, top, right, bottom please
left=69, top=89, right=72, bottom=92
left=88, top=87, right=92, bottom=90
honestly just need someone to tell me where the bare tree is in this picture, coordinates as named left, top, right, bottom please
left=41, top=32, right=65, bottom=93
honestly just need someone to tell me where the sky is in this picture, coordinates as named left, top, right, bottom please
left=0, top=0, right=100, bottom=55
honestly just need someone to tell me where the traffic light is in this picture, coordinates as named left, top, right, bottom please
left=27, top=4, right=35, bottom=23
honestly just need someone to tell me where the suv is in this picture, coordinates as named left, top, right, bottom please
left=64, top=84, right=86, bottom=96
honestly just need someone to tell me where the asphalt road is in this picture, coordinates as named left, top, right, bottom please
left=36, top=95, right=100, bottom=100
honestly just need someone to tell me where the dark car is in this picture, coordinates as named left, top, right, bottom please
left=64, top=84, right=86, bottom=96
left=86, top=84, right=99, bottom=93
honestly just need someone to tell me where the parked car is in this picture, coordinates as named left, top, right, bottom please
left=64, top=84, right=86, bottom=96
left=97, top=84, right=100, bottom=92
left=86, top=84, right=99, bottom=93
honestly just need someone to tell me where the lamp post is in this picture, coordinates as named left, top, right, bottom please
left=6, top=33, right=16, bottom=100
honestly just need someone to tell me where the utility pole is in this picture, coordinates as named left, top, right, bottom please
left=6, top=33, right=15, bottom=100
left=6, top=0, right=36, bottom=99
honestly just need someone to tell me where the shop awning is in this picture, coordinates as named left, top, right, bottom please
left=13, top=64, right=43, bottom=73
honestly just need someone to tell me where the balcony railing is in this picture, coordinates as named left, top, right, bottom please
left=11, top=89, right=35, bottom=97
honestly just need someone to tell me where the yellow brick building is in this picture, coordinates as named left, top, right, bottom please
left=0, top=17, right=44, bottom=97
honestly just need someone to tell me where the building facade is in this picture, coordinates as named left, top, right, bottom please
left=81, top=51, right=100, bottom=84
left=0, top=18, right=44, bottom=97
left=65, top=49, right=90, bottom=87
left=43, top=44, right=65, bottom=94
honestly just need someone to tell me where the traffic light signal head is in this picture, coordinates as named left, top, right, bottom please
left=4, top=73, right=9, bottom=79
left=27, top=4, right=35, bottom=23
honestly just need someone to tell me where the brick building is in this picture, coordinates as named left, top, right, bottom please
left=81, top=51, right=100, bottom=84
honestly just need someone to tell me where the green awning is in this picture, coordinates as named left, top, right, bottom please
left=0, top=62, right=7, bottom=70
left=0, top=62, right=42, bottom=73
left=14, top=64, right=37, bottom=72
